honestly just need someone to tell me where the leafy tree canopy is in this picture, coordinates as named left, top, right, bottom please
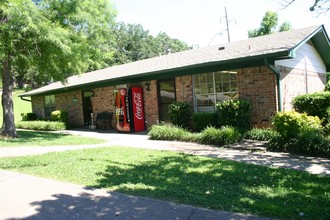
left=248, top=11, right=292, bottom=38
left=112, top=22, right=190, bottom=64
left=0, top=0, right=117, bottom=137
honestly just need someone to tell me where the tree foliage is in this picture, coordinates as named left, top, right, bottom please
left=0, top=0, right=117, bottom=137
left=112, top=22, right=189, bottom=64
left=248, top=11, right=292, bottom=38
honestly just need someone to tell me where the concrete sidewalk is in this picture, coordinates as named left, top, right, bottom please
left=0, top=170, right=272, bottom=220
left=1, top=129, right=330, bottom=175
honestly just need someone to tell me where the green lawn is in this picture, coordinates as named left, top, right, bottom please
left=0, top=146, right=329, bottom=219
left=0, top=130, right=105, bottom=147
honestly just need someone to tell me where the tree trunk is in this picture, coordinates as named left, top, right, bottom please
left=1, top=58, right=17, bottom=138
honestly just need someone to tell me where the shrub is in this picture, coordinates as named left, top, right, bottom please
left=16, top=121, right=66, bottom=131
left=168, top=102, right=192, bottom=129
left=272, top=111, right=323, bottom=138
left=244, top=128, right=277, bottom=141
left=292, top=92, right=330, bottom=124
left=21, top=113, right=37, bottom=121
left=192, top=112, right=218, bottom=132
left=148, top=124, right=197, bottom=142
left=215, top=99, right=251, bottom=131
left=199, top=126, right=242, bottom=146
left=51, top=110, right=69, bottom=128
left=268, top=131, right=330, bottom=158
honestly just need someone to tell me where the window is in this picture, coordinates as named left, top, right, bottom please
left=193, top=70, right=238, bottom=111
left=44, top=95, right=56, bottom=118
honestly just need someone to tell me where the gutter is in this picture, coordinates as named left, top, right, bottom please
left=264, top=58, right=282, bottom=112
left=20, top=97, right=31, bottom=102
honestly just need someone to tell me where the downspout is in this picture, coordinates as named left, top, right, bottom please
left=264, top=58, right=282, bottom=112
left=20, top=96, right=31, bottom=102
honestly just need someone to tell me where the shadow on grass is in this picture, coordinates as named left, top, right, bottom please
left=1, top=130, right=70, bottom=144
left=90, top=154, right=330, bottom=219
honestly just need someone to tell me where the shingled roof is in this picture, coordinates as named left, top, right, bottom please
left=20, top=25, right=330, bottom=97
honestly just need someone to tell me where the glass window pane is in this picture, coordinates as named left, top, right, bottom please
left=194, top=84, right=200, bottom=94
left=208, top=85, right=214, bottom=93
left=215, top=83, right=222, bottom=93
left=200, top=74, right=207, bottom=83
left=201, top=84, right=208, bottom=93
left=230, top=81, right=237, bottom=91
left=223, top=82, right=230, bottom=92
left=230, top=72, right=237, bottom=81
left=214, top=72, right=222, bottom=82
left=207, top=73, right=213, bottom=82
left=222, top=72, right=230, bottom=81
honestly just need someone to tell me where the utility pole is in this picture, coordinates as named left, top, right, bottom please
left=220, top=7, right=236, bottom=42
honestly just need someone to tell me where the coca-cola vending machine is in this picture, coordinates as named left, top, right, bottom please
left=114, top=87, right=146, bottom=132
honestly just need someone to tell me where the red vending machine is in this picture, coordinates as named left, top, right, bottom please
left=130, top=87, right=146, bottom=132
left=114, top=87, right=146, bottom=132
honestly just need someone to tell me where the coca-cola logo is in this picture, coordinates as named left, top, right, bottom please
left=133, top=91, right=143, bottom=120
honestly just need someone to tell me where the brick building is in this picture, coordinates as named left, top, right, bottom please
left=20, top=25, right=330, bottom=131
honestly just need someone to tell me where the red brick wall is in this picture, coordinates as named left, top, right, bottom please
left=175, top=76, right=193, bottom=103
left=91, top=86, right=115, bottom=114
left=31, top=92, right=84, bottom=127
left=31, top=96, right=44, bottom=119
left=56, top=91, right=84, bottom=127
left=143, top=80, right=159, bottom=129
left=238, top=66, right=278, bottom=128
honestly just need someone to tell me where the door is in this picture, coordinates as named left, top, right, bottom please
left=158, top=79, right=176, bottom=122
left=82, top=91, right=93, bottom=126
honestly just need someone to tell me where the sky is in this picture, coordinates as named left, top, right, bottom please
left=111, top=0, right=330, bottom=47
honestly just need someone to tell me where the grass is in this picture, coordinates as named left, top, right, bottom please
left=0, top=146, right=329, bottom=219
left=0, top=130, right=105, bottom=147
left=0, top=89, right=32, bottom=124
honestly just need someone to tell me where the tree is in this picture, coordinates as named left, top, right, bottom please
left=112, top=22, right=190, bottom=64
left=248, top=11, right=292, bottom=38
left=0, top=0, right=117, bottom=137
left=281, top=0, right=330, bottom=15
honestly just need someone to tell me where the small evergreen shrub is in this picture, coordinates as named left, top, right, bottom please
left=148, top=124, right=197, bottom=141
left=272, top=111, right=322, bottom=138
left=292, top=92, right=330, bottom=124
left=244, top=128, right=277, bottom=141
left=268, top=131, right=330, bottom=158
left=21, top=113, right=37, bottom=121
left=215, top=99, right=251, bottom=131
left=51, top=110, right=69, bottom=128
left=192, top=112, right=218, bottom=132
left=168, top=102, right=192, bottom=129
left=16, top=121, right=66, bottom=131
left=199, top=126, right=242, bottom=146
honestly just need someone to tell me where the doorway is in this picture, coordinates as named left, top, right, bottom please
left=82, top=91, right=93, bottom=126
left=158, top=79, right=176, bottom=122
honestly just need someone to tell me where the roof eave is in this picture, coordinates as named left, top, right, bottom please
left=19, top=50, right=292, bottom=97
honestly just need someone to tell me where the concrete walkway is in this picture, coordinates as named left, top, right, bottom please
left=0, top=170, right=272, bottom=220
left=4, top=129, right=327, bottom=176
left=0, top=129, right=329, bottom=220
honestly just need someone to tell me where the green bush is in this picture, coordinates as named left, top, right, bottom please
left=168, top=102, right=192, bottom=129
left=51, top=110, right=68, bottom=123
left=21, top=113, right=37, bottom=121
left=16, top=121, right=66, bottom=131
left=268, top=131, right=330, bottom=158
left=292, top=92, right=330, bottom=124
left=148, top=124, right=197, bottom=142
left=192, top=112, right=218, bottom=132
left=215, top=99, right=251, bottom=131
left=199, top=126, right=242, bottom=146
left=272, top=111, right=323, bottom=138
left=244, top=128, right=277, bottom=141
